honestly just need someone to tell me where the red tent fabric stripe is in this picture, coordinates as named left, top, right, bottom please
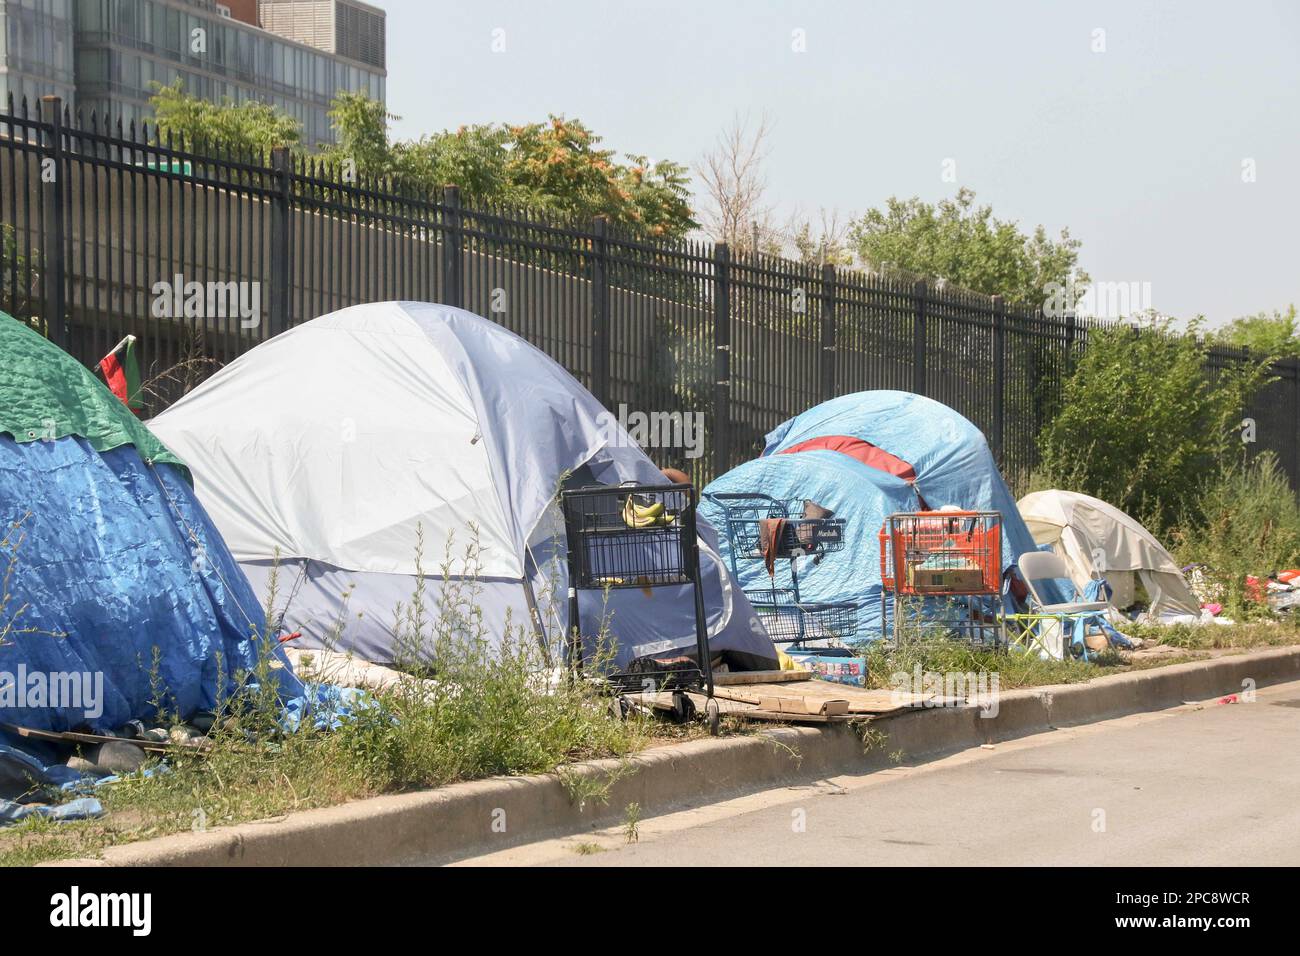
left=777, top=434, right=918, bottom=482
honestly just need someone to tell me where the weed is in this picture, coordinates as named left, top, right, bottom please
left=1172, top=452, right=1300, bottom=618
left=0, top=514, right=64, bottom=646
left=622, top=802, right=641, bottom=844
left=855, top=722, right=887, bottom=754
left=556, top=757, right=638, bottom=811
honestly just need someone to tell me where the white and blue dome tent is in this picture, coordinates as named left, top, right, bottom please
left=150, top=302, right=777, bottom=672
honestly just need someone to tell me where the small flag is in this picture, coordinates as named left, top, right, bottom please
left=98, top=335, right=143, bottom=414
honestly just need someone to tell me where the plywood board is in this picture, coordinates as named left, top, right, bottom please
left=630, top=678, right=965, bottom=726
left=713, top=669, right=814, bottom=686
left=720, top=680, right=963, bottom=712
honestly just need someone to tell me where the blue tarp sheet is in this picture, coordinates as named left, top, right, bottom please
left=0, top=434, right=302, bottom=735
left=701, top=451, right=918, bottom=636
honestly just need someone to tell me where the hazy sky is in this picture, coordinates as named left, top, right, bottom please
left=378, top=0, right=1299, bottom=325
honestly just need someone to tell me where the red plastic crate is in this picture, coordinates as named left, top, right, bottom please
left=881, top=511, right=1002, bottom=596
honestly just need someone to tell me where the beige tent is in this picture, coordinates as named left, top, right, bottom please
left=1017, top=490, right=1200, bottom=621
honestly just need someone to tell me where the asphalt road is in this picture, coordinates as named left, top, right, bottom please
left=450, top=678, right=1300, bottom=866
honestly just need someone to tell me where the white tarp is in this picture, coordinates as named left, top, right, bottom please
left=152, top=305, right=518, bottom=577
left=1017, top=489, right=1200, bottom=620
left=151, top=301, right=777, bottom=670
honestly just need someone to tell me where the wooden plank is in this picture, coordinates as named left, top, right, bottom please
left=710, top=680, right=964, bottom=715
left=732, top=709, right=861, bottom=725
left=0, top=722, right=213, bottom=754
left=631, top=681, right=961, bottom=726
left=714, top=669, right=813, bottom=686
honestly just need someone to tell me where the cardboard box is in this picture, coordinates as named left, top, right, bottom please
left=756, top=695, right=850, bottom=716
left=906, top=564, right=986, bottom=592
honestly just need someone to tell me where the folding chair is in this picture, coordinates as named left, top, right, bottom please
left=1002, top=551, right=1110, bottom=660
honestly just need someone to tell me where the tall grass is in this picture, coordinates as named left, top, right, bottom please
left=1172, top=452, right=1300, bottom=617
left=1, top=525, right=650, bottom=864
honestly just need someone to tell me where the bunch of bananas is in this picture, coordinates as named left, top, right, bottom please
left=622, top=495, right=673, bottom=529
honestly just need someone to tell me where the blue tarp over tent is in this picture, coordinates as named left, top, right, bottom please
left=0, top=311, right=301, bottom=741
left=702, top=390, right=1067, bottom=640
left=764, top=391, right=1055, bottom=586
left=0, top=438, right=289, bottom=733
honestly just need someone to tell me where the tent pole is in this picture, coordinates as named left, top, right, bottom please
left=520, top=551, right=550, bottom=661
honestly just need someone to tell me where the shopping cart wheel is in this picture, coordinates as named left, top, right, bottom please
left=705, top=697, right=721, bottom=736
left=609, top=695, right=636, bottom=721
left=670, top=689, right=696, bottom=724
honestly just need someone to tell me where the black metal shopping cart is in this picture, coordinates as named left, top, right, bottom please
left=560, top=481, right=717, bottom=731
left=704, top=492, right=858, bottom=650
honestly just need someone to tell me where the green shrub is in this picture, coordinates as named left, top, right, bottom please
left=315, top=526, right=645, bottom=790
left=1037, top=317, right=1275, bottom=535
left=1172, top=452, right=1300, bottom=617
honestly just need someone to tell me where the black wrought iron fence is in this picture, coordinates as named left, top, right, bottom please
left=3, top=95, right=1297, bottom=492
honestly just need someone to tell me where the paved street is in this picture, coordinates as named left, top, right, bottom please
left=450, top=679, right=1300, bottom=867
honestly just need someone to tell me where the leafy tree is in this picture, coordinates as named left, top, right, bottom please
left=149, top=79, right=301, bottom=154
left=319, top=90, right=394, bottom=176
left=1214, top=305, right=1300, bottom=358
left=788, top=210, right=854, bottom=267
left=1037, top=315, right=1276, bottom=534
left=390, top=125, right=517, bottom=201
left=849, top=187, right=1086, bottom=307
left=148, top=85, right=694, bottom=238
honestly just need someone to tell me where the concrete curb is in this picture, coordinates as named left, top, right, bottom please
left=55, top=645, right=1300, bottom=867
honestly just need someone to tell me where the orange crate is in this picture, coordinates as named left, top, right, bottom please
left=882, top=511, right=1002, bottom=596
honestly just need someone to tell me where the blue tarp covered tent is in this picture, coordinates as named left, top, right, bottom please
left=703, top=390, right=1065, bottom=639
left=0, top=312, right=295, bottom=738
left=764, top=390, right=1046, bottom=571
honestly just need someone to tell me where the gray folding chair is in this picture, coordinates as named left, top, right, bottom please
left=1017, top=551, right=1109, bottom=615
left=1004, top=551, right=1109, bottom=659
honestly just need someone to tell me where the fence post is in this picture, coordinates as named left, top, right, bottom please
left=268, top=146, right=292, bottom=337
left=590, top=215, right=610, bottom=408
left=991, top=295, right=1006, bottom=462
left=819, top=263, right=837, bottom=401
left=712, top=243, right=732, bottom=481
left=40, top=96, right=67, bottom=348
left=442, top=184, right=463, bottom=309
left=1293, top=359, right=1300, bottom=490
left=912, top=280, right=927, bottom=396
left=1064, top=307, right=1077, bottom=371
